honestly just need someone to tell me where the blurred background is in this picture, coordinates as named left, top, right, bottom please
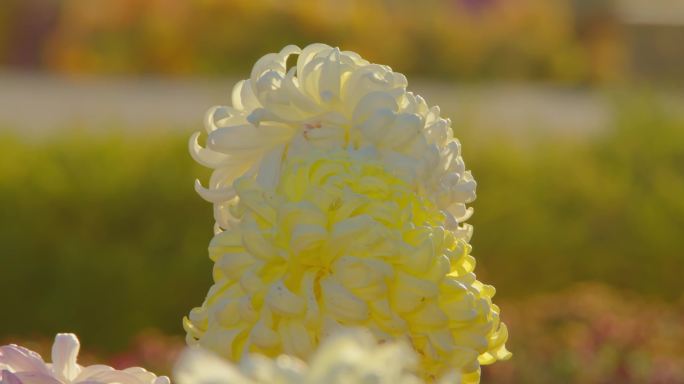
left=1, top=0, right=683, bottom=382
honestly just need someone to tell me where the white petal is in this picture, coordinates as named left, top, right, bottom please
left=384, top=113, right=423, bottom=148
left=296, top=43, right=332, bottom=83
left=255, top=144, right=285, bottom=191
left=282, top=67, right=321, bottom=113
left=302, top=126, right=345, bottom=148
left=75, top=365, right=134, bottom=384
left=209, top=165, right=249, bottom=190
left=251, top=45, right=300, bottom=88
left=320, top=278, right=369, bottom=322
left=51, top=333, right=81, bottom=382
left=215, top=252, right=255, bottom=280
left=194, top=179, right=237, bottom=203
left=153, top=376, right=171, bottom=384
left=425, top=118, right=449, bottom=146
left=290, top=223, right=328, bottom=254
left=231, top=80, right=261, bottom=112
left=351, top=91, right=398, bottom=123
left=265, top=280, right=306, bottom=317
left=299, top=57, right=326, bottom=102
left=254, top=69, right=284, bottom=104
left=242, top=354, right=305, bottom=383
left=0, top=345, right=50, bottom=375
left=205, top=106, right=246, bottom=133
left=121, top=367, right=167, bottom=384
left=357, top=109, right=395, bottom=144
left=1, top=371, right=23, bottom=384
left=174, top=347, right=253, bottom=384
left=278, top=319, right=313, bottom=358
left=207, top=124, right=293, bottom=155
left=8, top=371, right=61, bottom=384
left=189, top=132, right=232, bottom=169
left=448, top=203, right=474, bottom=222
left=317, top=48, right=342, bottom=103
left=246, top=107, right=295, bottom=126
left=344, top=65, right=404, bottom=111
left=206, top=125, right=265, bottom=154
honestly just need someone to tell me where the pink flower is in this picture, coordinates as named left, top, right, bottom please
left=0, top=334, right=169, bottom=384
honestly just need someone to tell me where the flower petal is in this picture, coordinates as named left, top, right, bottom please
left=189, top=132, right=231, bottom=169
left=1, top=370, right=23, bottom=384
left=175, top=347, right=255, bottom=384
left=50, top=334, right=81, bottom=382
left=9, top=371, right=62, bottom=384
left=0, top=345, right=50, bottom=376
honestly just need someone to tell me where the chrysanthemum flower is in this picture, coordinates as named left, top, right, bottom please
left=187, top=43, right=509, bottom=382
left=190, top=43, right=475, bottom=233
left=175, top=330, right=421, bottom=384
left=186, top=148, right=509, bottom=382
left=0, top=333, right=169, bottom=384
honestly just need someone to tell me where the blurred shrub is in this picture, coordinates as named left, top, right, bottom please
left=0, top=131, right=213, bottom=351
left=0, top=0, right=624, bottom=83
left=467, top=93, right=684, bottom=299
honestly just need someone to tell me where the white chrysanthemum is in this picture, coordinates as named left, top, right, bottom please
left=187, top=44, right=510, bottom=383
left=175, top=330, right=426, bottom=384
left=0, top=334, right=169, bottom=384
left=191, top=43, right=475, bottom=233
left=185, top=149, right=509, bottom=382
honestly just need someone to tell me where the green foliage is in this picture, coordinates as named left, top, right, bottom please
left=467, top=94, right=684, bottom=299
left=0, top=131, right=213, bottom=351
left=1, top=95, right=682, bottom=352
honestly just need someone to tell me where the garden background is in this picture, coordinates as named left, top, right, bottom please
left=1, top=0, right=683, bottom=382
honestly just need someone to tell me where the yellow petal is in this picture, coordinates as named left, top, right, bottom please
left=265, top=280, right=306, bottom=317
left=321, top=277, right=369, bottom=323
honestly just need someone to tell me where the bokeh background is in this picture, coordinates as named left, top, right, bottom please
left=2, top=0, right=683, bottom=382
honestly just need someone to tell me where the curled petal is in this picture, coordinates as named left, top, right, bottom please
left=195, top=179, right=237, bottom=203
left=232, top=80, right=261, bottom=111
left=189, top=132, right=232, bottom=169
left=205, top=106, right=246, bottom=133
left=296, top=43, right=333, bottom=84
left=317, top=48, right=343, bottom=102
left=352, top=92, right=398, bottom=123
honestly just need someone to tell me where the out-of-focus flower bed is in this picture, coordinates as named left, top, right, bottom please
left=482, top=284, right=684, bottom=383
left=107, top=331, right=184, bottom=378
